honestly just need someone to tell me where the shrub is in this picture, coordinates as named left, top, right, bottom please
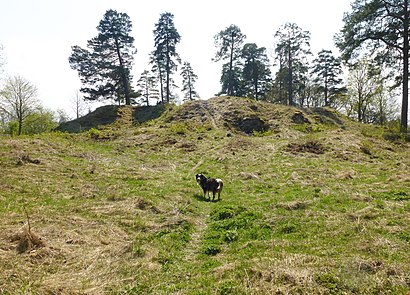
left=169, top=122, right=188, bottom=135
left=87, top=128, right=101, bottom=139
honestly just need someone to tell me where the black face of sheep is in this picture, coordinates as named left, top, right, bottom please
left=195, top=173, right=223, bottom=201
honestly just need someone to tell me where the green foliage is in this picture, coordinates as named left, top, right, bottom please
left=86, top=127, right=101, bottom=139
left=169, top=122, right=188, bottom=135
left=241, top=43, right=271, bottom=100
left=0, top=75, right=39, bottom=135
left=311, top=49, right=344, bottom=107
left=273, top=22, right=311, bottom=106
left=293, top=123, right=325, bottom=133
left=4, top=120, right=18, bottom=136
left=252, top=129, right=272, bottom=137
left=2, top=108, right=58, bottom=135
left=22, top=109, right=58, bottom=134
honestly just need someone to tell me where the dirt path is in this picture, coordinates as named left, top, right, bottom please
left=199, top=100, right=218, bottom=130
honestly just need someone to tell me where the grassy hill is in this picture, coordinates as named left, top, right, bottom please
left=0, top=96, right=409, bottom=294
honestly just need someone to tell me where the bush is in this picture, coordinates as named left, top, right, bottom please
left=202, top=243, right=221, bottom=256
left=87, top=128, right=101, bottom=139
left=169, top=122, right=188, bottom=135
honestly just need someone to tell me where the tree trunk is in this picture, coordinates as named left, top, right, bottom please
left=324, top=70, right=329, bottom=106
left=228, top=33, right=235, bottom=96
left=189, top=74, right=192, bottom=101
left=157, top=59, right=164, bottom=103
left=288, top=45, right=293, bottom=106
left=165, top=38, right=171, bottom=103
left=166, top=56, right=170, bottom=103
left=18, top=117, right=22, bottom=135
left=114, top=38, right=130, bottom=105
left=401, top=0, right=409, bottom=132
left=253, top=57, right=258, bottom=100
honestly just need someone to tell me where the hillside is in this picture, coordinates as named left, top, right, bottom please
left=0, top=96, right=409, bottom=294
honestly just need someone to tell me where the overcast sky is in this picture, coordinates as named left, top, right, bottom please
left=0, top=0, right=352, bottom=117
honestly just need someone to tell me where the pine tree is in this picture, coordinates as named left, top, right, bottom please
left=69, top=10, right=136, bottom=105
left=311, top=50, right=344, bottom=107
left=214, top=25, right=246, bottom=96
left=153, top=12, right=181, bottom=103
left=180, top=62, right=199, bottom=101
left=274, top=23, right=311, bottom=106
left=241, top=43, right=271, bottom=100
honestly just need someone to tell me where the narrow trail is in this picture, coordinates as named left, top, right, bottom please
left=183, top=214, right=209, bottom=263
left=199, top=100, right=218, bottom=130
left=183, top=100, right=223, bottom=262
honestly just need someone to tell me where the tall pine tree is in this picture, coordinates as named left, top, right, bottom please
left=241, top=43, right=271, bottom=100
left=137, top=70, right=159, bottom=106
left=69, top=9, right=136, bottom=105
left=214, top=25, right=246, bottom=96
left=153, top=12, right=181, bottom=103
left=274, top=23, right=311, bottom=106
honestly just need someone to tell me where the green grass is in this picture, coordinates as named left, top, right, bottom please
left=0, top=97, right=409, bottom=294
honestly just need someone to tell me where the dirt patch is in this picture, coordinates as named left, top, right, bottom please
left=291, top=111, right=310, bottom=124
left=16, top=154, right=41, bottom=165
left=234, top=116, right=270, bottom=134
left=286, top=140, right=327, bottom=154
left=308, top=107, right=345, bottom=127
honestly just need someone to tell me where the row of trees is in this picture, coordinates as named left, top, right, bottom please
left=69, top=10, right=199, bottom=106
left=69, top=2, right=409, bottom=131
left=214, top=22, right=398, bottom=126
left=213, top=23, right=344, bottom=107
left=212, top=0, right=409, bottom=131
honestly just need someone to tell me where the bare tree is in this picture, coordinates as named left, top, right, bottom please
left=0, top=75, right=38, bottom=135
left=70, top=91, right=86, bottom=119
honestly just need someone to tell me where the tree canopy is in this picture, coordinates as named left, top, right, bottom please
left=214, top=25, right=246, bottom=96
left=311, top=49, right=344, bottom=107
left=274, top=22, right=311, bottom=106
left=241, top=43, right=271, bottom=100
left=153, top=12, right=181, bottom=103
left=181, top=61, right=199, bottom=101
left=69, top=9, right=137, bottom=105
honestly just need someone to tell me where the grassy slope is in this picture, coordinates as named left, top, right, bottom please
left=0, top=97, right=409, bottom=294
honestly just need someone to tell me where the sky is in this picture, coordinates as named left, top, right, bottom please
left=0, top=0, right=352, bottom=118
